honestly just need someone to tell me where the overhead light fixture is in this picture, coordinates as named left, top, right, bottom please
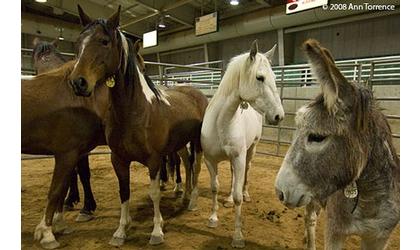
left=58, top=28, right=64, bottom=41
left=158, top=17, right=166, bottom=29
left=230, top=0, right=239, bottom=6
left=35, top=0, right=48, bottom=3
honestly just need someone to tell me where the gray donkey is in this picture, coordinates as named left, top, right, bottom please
left=275, top=39, right=400, bottom=250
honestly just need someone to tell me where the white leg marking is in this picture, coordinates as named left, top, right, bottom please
left=109, top=200, right=131, bottom=246
left=149, top=175, right=164, bottom=245
left=34, top=215, right=60, bottom=249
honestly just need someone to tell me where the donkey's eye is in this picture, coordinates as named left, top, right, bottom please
left=308, top=134, right=327, bottom=143
left=101, top=39, right=109, bottom=46
left=256, top=75, right=265, bottom=82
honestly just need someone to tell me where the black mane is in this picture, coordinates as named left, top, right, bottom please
left=119, top=32, right=162, bottom=101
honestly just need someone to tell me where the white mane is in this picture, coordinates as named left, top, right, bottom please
left=211, top=52, right=269, bottom=103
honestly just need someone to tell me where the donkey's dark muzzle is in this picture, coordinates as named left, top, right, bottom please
left=71, top=77, right=91, bottom=97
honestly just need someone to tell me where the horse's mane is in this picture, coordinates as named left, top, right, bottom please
left=116, top=31, right=165, bottom=103
left=212, top=52, right=265, bottom=100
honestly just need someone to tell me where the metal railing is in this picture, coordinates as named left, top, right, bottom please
left=147, top=55, right=400, bottom=158
left=21, top=55, right=400, bottom=159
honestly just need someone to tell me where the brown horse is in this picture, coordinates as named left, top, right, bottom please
left=32, top=38, right=97, bottom=221
left=22, top=56, right=109, bottom=249
left=68, top=5, right=208, bottom=246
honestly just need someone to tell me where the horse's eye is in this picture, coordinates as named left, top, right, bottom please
left=256, top=75, right=265, bottom=82
left=308, top=133, right=327, bottom=143
left=101, top=39, right=109, bottom=46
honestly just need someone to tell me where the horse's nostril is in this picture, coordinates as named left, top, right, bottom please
left=278, top=191, right=284, bottom=201
left=78, top=78, right=87, bottom=88
left=274, top=114, right=280, bottom=121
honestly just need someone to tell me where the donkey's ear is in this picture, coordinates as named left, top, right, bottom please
left=321, top=48, right=335, bottom=65
left=77, top=5, right=92, bottom=27
left=264, top=44, right=277, bottom=63
left=249, top=40, right=258, bottom=61
left=32, top=37, right=40, bottom=48
left=303, top=39, right=347, bottom=112
left=107, top=5, right=121, bottom=30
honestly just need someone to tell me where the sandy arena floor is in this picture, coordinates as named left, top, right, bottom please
left=21, top=145, right=399, bottom=249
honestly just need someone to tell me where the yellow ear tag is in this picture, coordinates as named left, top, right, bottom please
left=105, top=76, right=115, bottom=88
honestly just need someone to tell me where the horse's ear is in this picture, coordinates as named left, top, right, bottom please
left=249, top=40, right=258, bottom=61
left=77, top=5, right=92, bottom=27
left=264, top=44, right=277, bottom=63
left=303, top=39, right=347, bottom=113
left=32, top=37, right=40, bottom=48
left=107, top=5, right=121, bottom=30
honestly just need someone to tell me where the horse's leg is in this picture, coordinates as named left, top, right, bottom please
left=172, top=152, right=183, bottom=194
left=109, top=153, right=131, bottom=247
left=303, top=201, right=321, bottom=250
left=361, top=234, right=391, bottom=250
left=223, top=165, right=234, bottom=208
left=178, top=147, right=192, bottom=199
left=52, top=183, right=74, bottom=235
left=34, top=151, right=78, bottom=249
left=63, top=168, right=79, bottom=211
left=231, top=153, right=247, bottom=248
left=148, top=155, right=165, bottom=245
left=205, top=158, right=219, bottom=228
left=243, top=143, right=256, bottom=202
left=167, top=153, right=175, bottom=184
left=75, top=155, right=96, bottom=222
left=160, top=156, right=168, bottom=190
left=188, top=146, right=202, bottom=211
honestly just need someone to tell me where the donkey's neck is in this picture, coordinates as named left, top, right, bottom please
left=350, top=134, right=399, bottom=216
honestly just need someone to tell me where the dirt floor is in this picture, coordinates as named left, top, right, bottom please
left=21, top=145, right=400, bottom=250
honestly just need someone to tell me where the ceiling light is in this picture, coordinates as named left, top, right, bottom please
left=58, top=28, right=64, bottom=41
left=158, top=18, right=166, bottom=29
left=35, top=0, right=47, bottom=3
left=230, top=0, right=239, bottom=6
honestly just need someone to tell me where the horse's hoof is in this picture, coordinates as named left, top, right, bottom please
left=243, top=195, right=251, bottom=202
left=75, top=212, right=94, bottom=222
left=40, top=239, right=60, bottom=249
left=231, top=239, right=245, bottom=248
left=109, top=237, right=125, bottom=247
left=149, top=235, right=164, bottom=245
left=207, top=219, right=218, bottom=228
left=223, top=201, right=234, bottom=208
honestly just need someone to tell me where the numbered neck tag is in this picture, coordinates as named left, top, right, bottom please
left=105, top=76, right=115, bottom=88
left=344, top=182, right=358, bottom=199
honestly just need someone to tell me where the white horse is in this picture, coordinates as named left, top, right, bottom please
left=201, top=40, right=284, bottom=248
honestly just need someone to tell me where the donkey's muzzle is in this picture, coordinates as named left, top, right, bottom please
left=71, top=77, right=90, bottom=97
